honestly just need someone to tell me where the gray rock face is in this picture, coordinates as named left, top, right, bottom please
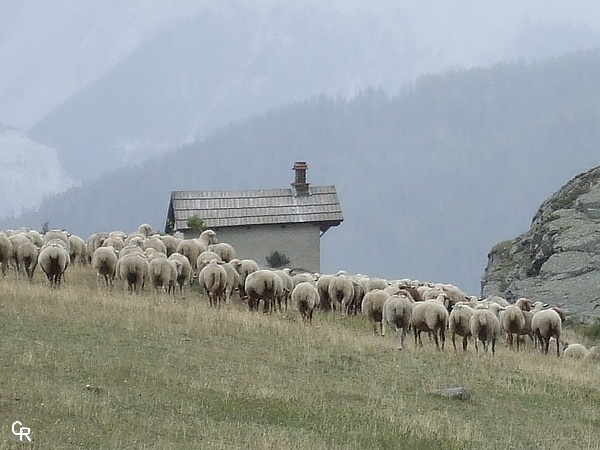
left=482, top=167, right=600, bottom=323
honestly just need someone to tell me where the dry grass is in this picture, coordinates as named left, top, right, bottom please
left=1, top=265, right=599, bottom=449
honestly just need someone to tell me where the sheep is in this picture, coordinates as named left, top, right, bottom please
left=563, top=343, right=587, bottom=359
left=15, top=241, right=39, bottom=281
left=208, top=242, right=236, bottom=262
left=584, top=346, right=600, bottom=362
left=149, top=257, right=179, bottom=295
left=411, top=294, right=449, bottom=350
left=43, top=229, right=70, bottom=252
left=87, top=232, right=109, bottom=259
left=532, top=307, right=566, bottom=356
left=160, top=235, right=181, bottom=256
left=516, top=301, right=547, bottom=349
left=8, top=233, right=32, bottom=275
left=274, top=268, right=293, bottom=312
left=175, top=239, right=205, bottom=275
left=328, top=272, right=355, bottom=314
left=245, top=269, right=282, bottom=313
left=198, top=259, right=227, bottom=307
left=137, top=223, right=153, bottom=237
left=26, top=229, right=43, bottom=247
left=117, top=252, right=149, bottom=294
left=38, top=243, right=70, bottom=288
left=292, top=281, right=319, bottom=325
left=292, top=272, right=317, bottom=288
left=222, top=261, right=240, bottom=303
left=143, top=236, right=167, bottom=255
left=501, top=305, right=526, bottom=351
left=167, top=253, right=193, bottom=298
left=91, top=246, right=119, bottom=289
left=364, top=277, right=388, bottom=293
left=102, top=236, right=125, bottom=252
left=119, top=243, right=145, bottom=258
left=198, top=229, right=218, bottom=249
left=469, top=305, right=501, bottom=355
left=0, top=233, right=13, bottom=276
left=230, top=258, right=260, bottom=299
left=361, top=289, right=390, bottom=336
left=196, top=251, right=222, bottom=272
left=108, top=230, right=127, bottom=241
left=382, top=292, right=414, bottom=349
left=347, top=275, right=366, bottom=315
left=316, top=273, right=333, bottom=310
left=448, top=303, right=474, bottom=353
left=68, top=234, right=88, bottom=265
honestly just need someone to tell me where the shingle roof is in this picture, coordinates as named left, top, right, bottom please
left=167, top=185, right=343, bottom=232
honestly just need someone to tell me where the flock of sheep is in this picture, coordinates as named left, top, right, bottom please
left=1, top=223, right=598, bottom=360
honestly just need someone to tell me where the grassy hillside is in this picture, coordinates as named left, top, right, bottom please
left=1, top=265, right=599, bottom=449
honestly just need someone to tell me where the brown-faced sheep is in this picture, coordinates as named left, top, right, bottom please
left=411, top=294, right=449, bottom=350
left=532, top=307, right=566, bottom=356
left=382, top=291, right=414, bottom=349
left=292, top=281, right=319, bottom=325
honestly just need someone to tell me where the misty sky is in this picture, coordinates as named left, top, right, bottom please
left=3, top=1, right=600, bottom=130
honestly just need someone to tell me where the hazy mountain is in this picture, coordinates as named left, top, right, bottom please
left=0, top=126, right=75, bottom=218
left=21, top=3, right=600, bottom=182
left=6, top=49, right=600, bottom=295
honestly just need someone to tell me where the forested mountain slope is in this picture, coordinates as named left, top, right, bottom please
left=7, top=49, right=600, bottom=294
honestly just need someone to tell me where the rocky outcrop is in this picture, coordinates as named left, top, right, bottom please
left=482, top=166, right=600, bottom=323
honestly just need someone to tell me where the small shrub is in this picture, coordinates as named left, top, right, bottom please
left=186, top=214, right=206, bottom=232
left=582, top=317, right=600, bottom=340
left=266, top=250, right=290, bottom=268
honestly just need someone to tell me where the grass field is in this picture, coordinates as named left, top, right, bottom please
left=1, top=265, right=599, bottom=449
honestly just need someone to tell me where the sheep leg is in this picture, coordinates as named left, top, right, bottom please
left=556, top=337, right=560, bottom=357
left=462, top=335, right=468, bottom=353
left=432, top=333, right=440, bottom=351
left=452, top=332, right=457, bottom=352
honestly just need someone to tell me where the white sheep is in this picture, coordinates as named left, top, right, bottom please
left=0, top=233, right=12, bottom=276
left=328, top=272, right=355, bottom=314
left=411, top=294, right=449, bottom=350
left=292, top=281, right=319, bottom=325
left=222, top=261, right=240, bottom=303
left=196, top=250, right=222, bottom=272
left=244, top=269, right=282, bottom=313
left=501, top=305, right=526, bottom=351
left=563, top=343, right=587, bottom=359
left=316, top=273, right=333, bottom=310
left=149, top=257, right=180, bottom=295
left=229, top=258, right=260, bottom=299
left=382, top=291, right=414, bottom=349
left=117, top=252, right=149, bottom=294
left=448, top=304, right=474, bottom=353
left=175, top=239, right=205, bottom=275
left=68, top=234, right=88, bottom=266
left=361, top=289, right=390, bottom=336
left=143, top=236, right=167, bottom=255
left=198, top=259, right=227, bottom=308
left=91, top=246, right=119, bottom=289
left=364, top=277, right=388, bottom=293
left=531, top=307, right=565, bottom=356
left=469, top=305, right=501, bottom=355
left=160, top=234, right=182, bottom=256
left=208, top=242, right=236, bottom=262
left=167, top=252, right=193, bottom=298
left=38, top=243, right=70, bottom=288
left=198, top=229, right=218, bottom=248
left=15, top=241, right=39, bottom=282
left=584, top=346, right=600, bottom=362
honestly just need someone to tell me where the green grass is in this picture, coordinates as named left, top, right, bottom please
left=1, top=266, right=600, bottom=449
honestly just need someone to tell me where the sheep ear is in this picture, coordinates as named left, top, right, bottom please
left=543, top=303, right=550, bottom=308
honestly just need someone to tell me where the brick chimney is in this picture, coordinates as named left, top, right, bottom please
left=291, top=161, right=310, bottom=196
